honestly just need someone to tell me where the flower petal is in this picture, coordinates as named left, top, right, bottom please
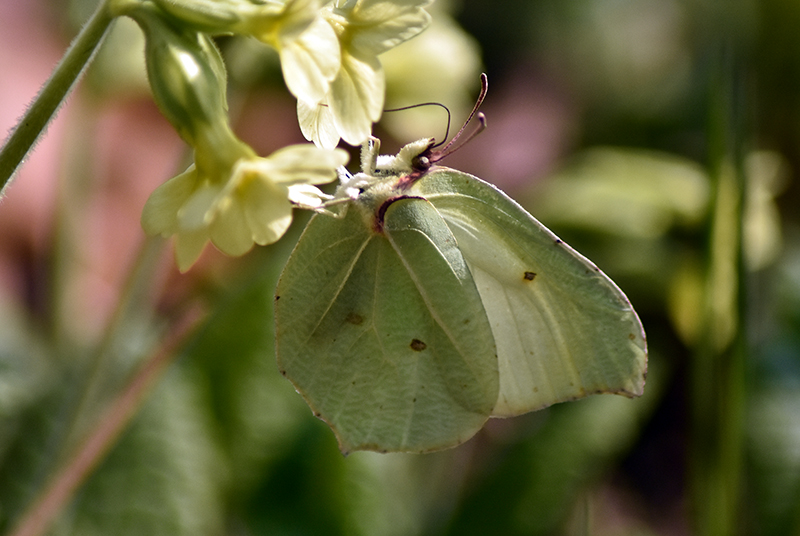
left=177, top=183, right=224, bottom=231
left=209, top=194, right=257, bottom=256
left=329, top=52, right=384, bottom=146
left=174, top=227, right=211, bottom=272
left=267, top=144, right=349, bottom=183
left=298, top=99, right=341, bottom=148
left=280, top=16, right=341, bottom=103
left=271, top=0, right=322, bottom=42
left=348, top=0, right=432, bottom=55
left=242, top=179, right=294, bottom=245
left=141, top=166, right=198, bottom=236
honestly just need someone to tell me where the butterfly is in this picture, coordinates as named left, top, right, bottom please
left=275, top=76, right=647, bottom=454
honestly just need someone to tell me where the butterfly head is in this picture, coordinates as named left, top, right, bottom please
left=396, top=73, right=489, bottom=184
left=333, top=74, right=488, bottom=204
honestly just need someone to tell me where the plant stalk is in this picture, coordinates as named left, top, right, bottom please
left=0, top=1, right=114, bottom=195
left=690, top=23, right=749, bottom=536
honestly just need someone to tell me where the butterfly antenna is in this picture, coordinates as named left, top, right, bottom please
left=435, top=73, right=489, bottom=159
left=383, top=102, right=452, bottom=148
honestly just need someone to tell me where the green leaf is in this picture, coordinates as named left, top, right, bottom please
left=58, top=366, right=225, bottom=536
left=0, top=365, right=224, bottom=536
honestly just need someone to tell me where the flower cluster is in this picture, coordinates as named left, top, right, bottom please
left=139, top=0, right=432, bottom=147
left=109, top=0, right=432, bottom=269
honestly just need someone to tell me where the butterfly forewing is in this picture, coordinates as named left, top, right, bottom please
left=276, top=198, right=499, bottom=453
left=411, top=168, right=647, bottom=417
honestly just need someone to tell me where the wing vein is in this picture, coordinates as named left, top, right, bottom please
left=305, top=236, right=373, bottom=345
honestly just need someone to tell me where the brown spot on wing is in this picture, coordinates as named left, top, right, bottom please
left=346, top=313, right=364, bottom=325
left=410, top=339, right=427, bottom=351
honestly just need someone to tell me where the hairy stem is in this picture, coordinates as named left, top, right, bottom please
left=0, top=1, right=114, bottom=194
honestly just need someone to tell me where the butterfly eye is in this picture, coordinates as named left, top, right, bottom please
left=412, top=154, right=431, bottom=172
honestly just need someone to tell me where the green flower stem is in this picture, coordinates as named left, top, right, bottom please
left=690, top=27, right=748, bottom=536
left=0, top=1, right=114, bottom=195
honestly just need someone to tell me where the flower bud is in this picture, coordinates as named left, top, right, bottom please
left=129, top=3, right=229, bottom=145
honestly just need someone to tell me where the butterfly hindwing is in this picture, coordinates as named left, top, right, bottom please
left=410, top=168, right=647, bottom=416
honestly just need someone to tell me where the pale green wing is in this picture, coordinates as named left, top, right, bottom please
left=410, top=168, right=647, bottom=417
left=275, top=197, right=499, bottom=453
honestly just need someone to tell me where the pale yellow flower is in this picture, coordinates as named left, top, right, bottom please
left=277, top=16, right=341, bottom=104
left=142, top=144, right=348, bottom=271
left=239, top=0, right=341, bottom=104
left=298, top=0, right=432, bottom=148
